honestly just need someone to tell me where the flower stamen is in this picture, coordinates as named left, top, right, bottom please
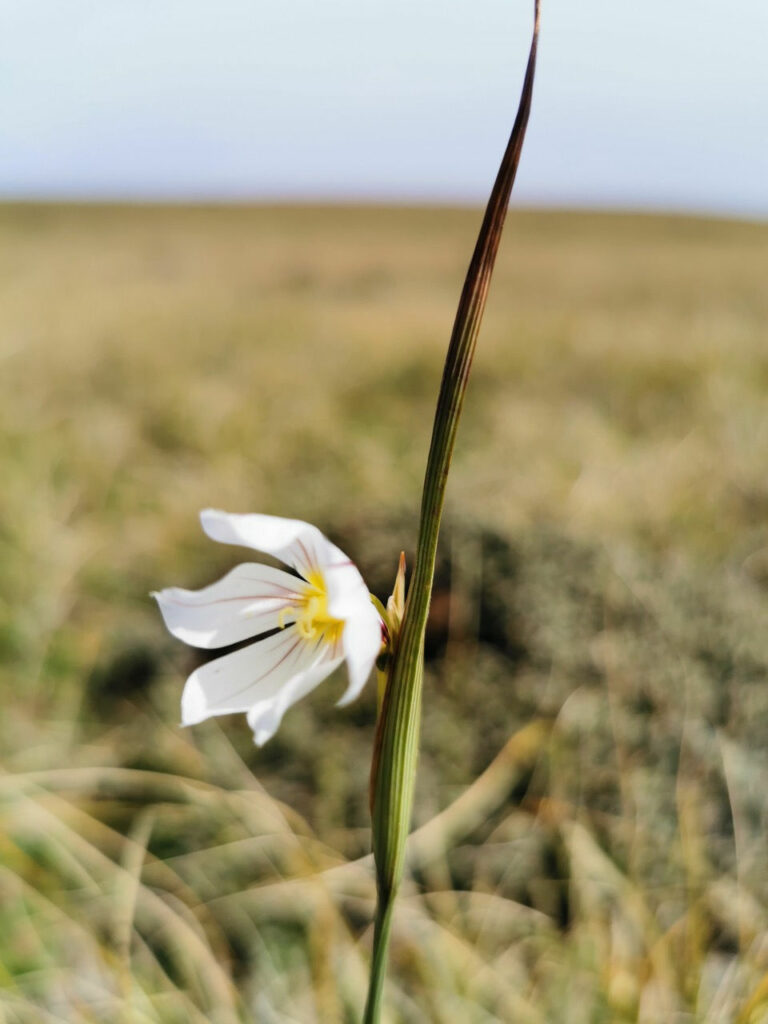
left=292, top=569, right=344, bottom=646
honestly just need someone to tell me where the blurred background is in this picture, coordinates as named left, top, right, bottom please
left=2, top=2, right=768, bottom=1022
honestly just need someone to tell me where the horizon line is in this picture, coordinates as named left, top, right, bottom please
left=1, top=194, right=766, bottom=227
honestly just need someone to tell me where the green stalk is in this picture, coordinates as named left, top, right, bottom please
left=363, top=3, right=541, bottom=1019
left=364, top=891, right=396, bottom=1024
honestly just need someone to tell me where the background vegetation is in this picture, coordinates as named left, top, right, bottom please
left=2, top=202, right=768, bottom=1022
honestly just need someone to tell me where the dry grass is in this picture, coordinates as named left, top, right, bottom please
left=2, top=202, right=768, bottom=1021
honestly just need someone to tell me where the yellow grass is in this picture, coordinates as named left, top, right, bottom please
left=2, top=202, right=768, bottom=1022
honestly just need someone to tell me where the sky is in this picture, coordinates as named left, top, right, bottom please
left=2, top=0, right=767, bottom=217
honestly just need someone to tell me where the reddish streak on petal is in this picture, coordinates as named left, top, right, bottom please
left=221, top=630, right=305, bottom=703
left=236, top=576, right=303, bottom=596
left=166, top=594, right=295, bottom=608
left=296, top=537, right=314, bottom=576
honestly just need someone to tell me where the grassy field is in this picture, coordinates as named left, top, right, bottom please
left=2, top=202, right=768, bottom=1022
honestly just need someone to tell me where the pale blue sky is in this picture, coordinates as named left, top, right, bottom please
left=2, top=0, right=767, bottom=216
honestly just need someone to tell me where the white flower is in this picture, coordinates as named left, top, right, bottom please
left=153, top=509, right=383, bottom=745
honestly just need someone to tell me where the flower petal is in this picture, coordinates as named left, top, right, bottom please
left=200, top=509, right=346, bottom=580
left=324, top=558, right=371, bottom=620
left=152, top=563, right=303, bottom=649
left=181, top=627, right=324, bottom=725
left=321, top=553, right=382, bottom=705
left=337, top=600, right=383, bottom=706
left=247, top=653, right=344, bottom=745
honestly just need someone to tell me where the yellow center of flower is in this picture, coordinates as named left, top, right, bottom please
left=291, top=569, right=344, bottom=646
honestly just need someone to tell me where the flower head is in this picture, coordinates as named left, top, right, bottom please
left=154, top=509, right=383, bottom=745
